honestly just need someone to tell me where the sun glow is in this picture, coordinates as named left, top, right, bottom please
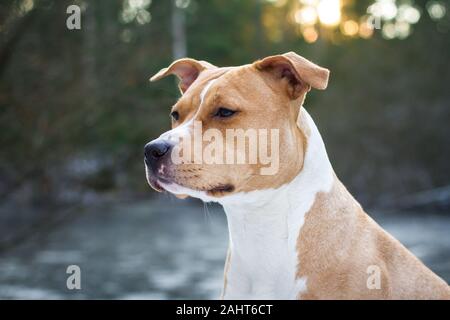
left=341, top=20, right=359, bottom=37
left=317, top=0, right=341, bottom=27
left=295, top=6, right=318, bottom=25
left=266, top=0, right=426, bottom=42
left=302, top=26, right=319, bottom=43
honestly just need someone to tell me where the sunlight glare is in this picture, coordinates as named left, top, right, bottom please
left=382, top=22, right=396, bottom=39
left=368, top=0, right=398, bottom=21
left=300, top=0, right=319, bottom=5
left=397, top=4, right=421, bottom=24
left=317, top=0, right=341, bottom=27
left=302, top=26, right=319, bottom=43
left=295, top=6, right=318, bottom=25
left=427, top=1, right=447, bottom=20
left=341, top=20, right=359, bottom=36
left=359, top=21, right=374, bottom=39
left=395, top=21, right=411, bottom=39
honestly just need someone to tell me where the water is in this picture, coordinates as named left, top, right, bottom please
left=0, top=196, right=449, bottom=299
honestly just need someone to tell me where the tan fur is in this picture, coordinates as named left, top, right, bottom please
left=150, top=58, right=217, bottom=93
left=254, top=52, right=329, bottom=93
left=297, top=175, right=450, bottom=299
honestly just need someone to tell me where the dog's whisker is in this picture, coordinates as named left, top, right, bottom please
left=203, top=202, right=212, bottom=226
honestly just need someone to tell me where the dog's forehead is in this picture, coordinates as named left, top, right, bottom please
left=177, top=65, right=254, bottom=108
left=186, top=67, right=230, bottom=98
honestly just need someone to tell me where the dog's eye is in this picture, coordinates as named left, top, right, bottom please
left=214, top=107, right=236, bottom=118
left=170, top=111, right=179, bottom=121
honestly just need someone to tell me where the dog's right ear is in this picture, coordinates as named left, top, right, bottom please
left=150, top=58, right=216, bottom=94
left=254, top=52, right=329, bottom=100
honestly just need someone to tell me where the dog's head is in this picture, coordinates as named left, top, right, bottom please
left=145, top=52, right=329, bottom=202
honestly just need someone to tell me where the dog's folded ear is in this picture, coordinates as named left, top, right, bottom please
left=150, top=58, right=216, bottom=94
left=254, top=52, right=329, bottom=99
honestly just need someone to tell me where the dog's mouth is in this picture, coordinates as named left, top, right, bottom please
left=146, top=166, right=235, bottom=197
left=158, top=179, right=234, bottom=197
left=206, top=184, right=235, bottom=196
left=145, top=160, right=235, bottom=197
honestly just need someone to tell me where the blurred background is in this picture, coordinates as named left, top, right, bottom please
left=0, top=0, right=449, bottom=299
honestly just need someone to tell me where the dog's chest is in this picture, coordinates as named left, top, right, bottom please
left=222, top=194, right=308, bottom=300
left=225, top=235, right=306, bottom=299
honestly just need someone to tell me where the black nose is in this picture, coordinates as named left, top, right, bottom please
left=144, top=141, right=171, bottom=165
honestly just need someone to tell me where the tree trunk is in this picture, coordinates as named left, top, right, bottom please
left=171, top=0, right=187, bottom=59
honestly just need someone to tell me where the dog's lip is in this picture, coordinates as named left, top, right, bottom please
left=149, top=175, right=176, bottom=192
left=147, top=175, right=164, bottom=192
left=145, top=169, right=168, bottom=192
left=145, top=160, right=174, bottom=192
left=157, top=178, right=235, bottom=198
left=157, top=176, right=173, bottom=185
left=206, top=184, right=235, bottom=196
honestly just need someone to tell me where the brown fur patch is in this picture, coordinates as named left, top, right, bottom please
left=297, top=176, right=450, bottom=299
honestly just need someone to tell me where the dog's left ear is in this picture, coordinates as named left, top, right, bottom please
left=254, top=52, right=329, bottom=99
left=150, top=58, right=216, bottom=94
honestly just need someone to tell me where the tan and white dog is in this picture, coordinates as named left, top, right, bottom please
left=144, top=52, right=450, bottom=299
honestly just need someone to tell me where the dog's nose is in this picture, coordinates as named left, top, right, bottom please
left=144, top=141, right=171, bottom=165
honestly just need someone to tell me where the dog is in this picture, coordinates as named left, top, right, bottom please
left=144, top=52, right=450, bottom=299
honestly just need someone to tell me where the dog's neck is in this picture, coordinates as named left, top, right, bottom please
left=218, top=108, right=334, bottom=299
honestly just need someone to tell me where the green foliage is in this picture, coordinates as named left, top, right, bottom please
left=0, top=0, right=449, bottom=204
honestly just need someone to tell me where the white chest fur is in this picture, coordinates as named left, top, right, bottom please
left=218, top=108, right=334, bottom=299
